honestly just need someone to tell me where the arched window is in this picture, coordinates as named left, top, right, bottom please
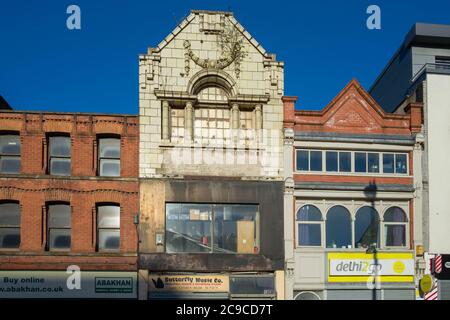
left=0, top=202, right=20, bottom=249
left=384, top=207, right=407, bottom=247
left=326, top=206, right=352, bottom=248
left=355, top=206, right=379, bottom=248
left=296, top=205, right=322, bottom=246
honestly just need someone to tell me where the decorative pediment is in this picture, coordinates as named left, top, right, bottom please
left=324, top=93, right=380, bottom=130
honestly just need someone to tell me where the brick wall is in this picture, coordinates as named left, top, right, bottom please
left=0, top=111, right=139, bottom=271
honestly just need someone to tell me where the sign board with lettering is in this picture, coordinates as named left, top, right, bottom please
left=149, top=274, right=229, bottom=293
left=0, top=271, right=137, bottom=299
left=327, top=252, right=414, bottom=283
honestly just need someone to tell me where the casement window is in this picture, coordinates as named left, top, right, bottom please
left=0, top=134, right=20, bottom=174
left=326, top=206, right=352, bottom=249
left=48, top=136, right=71, bottom=176
left=355, top=206, right=380, bottom=248
left=383, top=207, right=408, bottom=247
left=166, top=203, right=260, bottom=254
left=0, top=202, right=20, bottom=249
left=47, top=204, right=71, bottom=251
left=98, top=138, right=121, bottom=177
left=296, top=205, right=322, bottom=246
left=97, top=205, right=120, bottom=251
left=296, top=149, right=408, bottom=175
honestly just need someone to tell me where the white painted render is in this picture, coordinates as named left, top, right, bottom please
left=425, top=73, right=450, bottom=254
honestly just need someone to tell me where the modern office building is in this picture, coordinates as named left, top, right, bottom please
left=137, top=10, right=285, bottom=300
left=370, top=23, right=450, bottom=299
left=0, top=109, right=139, bottom=298
left=283, top=79, right=423, bottom=300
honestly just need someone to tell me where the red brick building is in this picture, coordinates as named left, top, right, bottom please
left=0, top=110, right=139, bottom=298
left=282, top=79, right=424, bottom=300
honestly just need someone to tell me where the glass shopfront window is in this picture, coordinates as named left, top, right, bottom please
left=166, top=203, right=259, bottom=254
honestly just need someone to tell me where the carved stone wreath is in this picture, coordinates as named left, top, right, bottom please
left=183, top=26, right=246, bottom=78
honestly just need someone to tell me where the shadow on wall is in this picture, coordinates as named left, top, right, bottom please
left=363, top=179, right=379, bottom=301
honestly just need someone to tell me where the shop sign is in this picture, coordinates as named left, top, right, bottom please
left=149, top=274, right=229, bottom=293
left=0, top=271, right=137, bottom=299
left=327, top=252, right=414, bottom=283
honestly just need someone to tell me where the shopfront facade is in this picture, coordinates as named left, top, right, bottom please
left=283, top=80, right=423, bottom=300
left=137, top=10, right=285, bottom=300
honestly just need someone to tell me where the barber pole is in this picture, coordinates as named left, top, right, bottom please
left=435, top=255, right=443, bottom=274
left=425, top=280, right=438, bottom=300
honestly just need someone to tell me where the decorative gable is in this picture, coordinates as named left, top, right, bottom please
left=286, top=79, right=413, bottom=136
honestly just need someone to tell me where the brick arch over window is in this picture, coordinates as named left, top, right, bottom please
left=0, top=187, right=23, bottom=202
left=92, top=190, right=134, bottom=204
left=187, top=69, right=237, bottom=97
left=44, top=189, right=73, bottom=203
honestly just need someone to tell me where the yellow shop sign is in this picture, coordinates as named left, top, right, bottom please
left=327, top=252, right=414, bottom=283
left=149, top=274, right=229, bottom=293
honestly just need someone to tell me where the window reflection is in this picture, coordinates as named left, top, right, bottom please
left=326, top=206, right=352, bottom=248
left=355, top=206, right=379, bottom=248
left=166, top=203, right=259, bottom=254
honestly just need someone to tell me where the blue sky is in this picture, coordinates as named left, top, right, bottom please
left=1, top=0, right=450, bottom=113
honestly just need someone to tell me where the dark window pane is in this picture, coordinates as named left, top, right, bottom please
left=99, top=138, right=120, bottom=158
left=49, top=229, right=71, bottom=250
left=50, top=158, right=71, bottom=175
left=384, top=225, right=406, bottom=246
left=383, top=154, right=395, bottom=173
left=213, top=204, right=259, bottom=254
left=0, top=135, right=20, bottom=155
left=310, top=151, right=322, bottom=171
left=297, top=205, right=322, bottom=221
left=166, top=204, right=212, bottom=253
left=0, top=203, right=20, bottom=226
left=368, top=153, right=380, bottom=173
left=355, top=207, right=379, bottom=248
left=98, top=206, right=120, bottom=228
left=326, top=151, right=338, bottom=172
left=384, top=207, right=407, bottom=222
left=355, top=152, right=367, bottom=172
left=395, top=154, right=407, bottom=174
left=326, top=206, right=352, bottom=248
left=296, top=150, right=309, bottom=171
left=339, top=152, right=351, bottom=172
left=295, top=292, right=320, bottom=300
left=230, top=276, right=274, bottom=295
left=298, top=224, right=321, bottom=246
left=0, top=156, right=20, bottom=174
left=0, top=228, right=20, bottom=248
left=49, top=136, right=71, bottom=157
left=98, top=229, right=120, bottom=250
left=99, top=159, right=120, bottom=177
left=48, top=205, right=71, bottom=228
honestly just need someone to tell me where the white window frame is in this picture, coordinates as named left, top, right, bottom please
left=295, top=204, right=324, bottom=248
left=294, top=149, right=409, bottom=177
left=381, top=206, right=409, bottom=249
